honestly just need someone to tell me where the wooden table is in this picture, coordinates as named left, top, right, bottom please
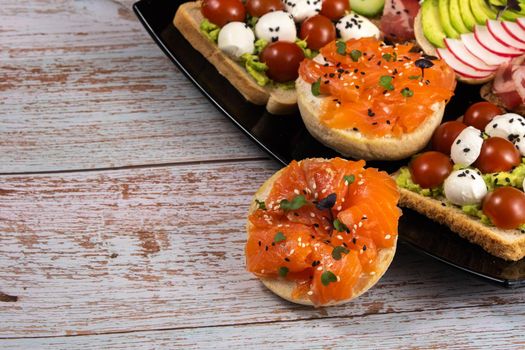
left=1, top=0, right=524, bottom=348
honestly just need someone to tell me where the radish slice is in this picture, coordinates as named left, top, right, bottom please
left=518, top=18, right=525, bottom=31
left=436, top=48, right=494, bottom=79
left=474, top=25, right=523, bottom=57
left=501, top=21, right=525, bottom=45
left=461, top=33, right=511, bottom=66
left=487, top=20, right=525, bottom=51
left=444, top=38, right=499, bottom=72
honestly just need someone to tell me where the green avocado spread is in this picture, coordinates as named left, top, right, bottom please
left=396, top=160, right=525, bottom=230
left=200, top=19, right=220, bottom=43
left=240, top=53, right=270, bottom=87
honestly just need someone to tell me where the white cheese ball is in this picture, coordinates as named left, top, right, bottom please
left=512, top=133, right=525, bottom=156
left=336, top=12, right=381, bottom=41
left=283, top=0, right=321, bottom=23
left=255, top=11, right=296, bottom=43
left=484, top=113, right=525, bottom=141
left=444, top=169, right=488, bottom=206
left=218, top=22, right=255, bottom=58
left=450, top=126, right=484, bottom=166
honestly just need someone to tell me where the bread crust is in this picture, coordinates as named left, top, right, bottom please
left=296, top=78, right=445, bottom=160
left=413, top=10, right=495, bottom=85
left=246, top=159, right=397, bottom=307
left=392, top=173, right=525, bottom=261
left=173, top=2, right=297, bottom=115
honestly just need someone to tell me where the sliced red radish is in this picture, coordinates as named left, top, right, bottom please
left=444, top=38, right=499, bottom=72
left=486, top=20, right=525, bottom=51
left=518, top=18, right=525, bottom=31
left=474, top=25, right=523, bottom=57
left=461, top=33, right=511, bottom=66
left=501, top=21, right=525, bottom=44
left=436, top=48, right=495, bottom=80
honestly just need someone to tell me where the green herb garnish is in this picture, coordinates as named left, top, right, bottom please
left=274, top=231, right=286, bottom=243
left=379, top=75, right=394, bottom=91
left=350, top=49, right=362, bottom=62
left=336, top=40, right=346, bottom=55
left=333, top=219, right=348, bottom=232
left=408, top=75, right=420, bottom=80
left=344, top=174, right=355, bottom=184
left=255, top=199, right=266, bottom=210
left=321, top=271, right=337, bottom=286
left=280, top=195, right=308, bottom=211
left=332, top=246, right=350, bottom=260
left=401, top=87, right=414, bottom=97
left=311, top=78, right=321, bottom=96
left=381, top=53, right=392, bottom=62
left=278, top=266, right=289, bottom=277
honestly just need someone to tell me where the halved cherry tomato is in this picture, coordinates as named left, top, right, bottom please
left=201, top=0, right=246, bottom=27
left=260, top=41, right=305, bottom=82
left=483, top=187, right=525, bottom=230
left=409, top=151, right=453, bottom=189
left=463, top=102, right=503, bottom=130
left=299, top=15, right=336, bottom=51
left=320, top=0, right=349, bottom=20
left=246, top=0, right=284, bottom=17
left=474, top=137, right=520, bottom=174
left=431, top=121, right=467, bottom=155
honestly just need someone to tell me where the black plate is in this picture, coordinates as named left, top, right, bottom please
left=133, top=0, right=525, bottom=287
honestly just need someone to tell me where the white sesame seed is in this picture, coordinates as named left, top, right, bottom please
left=314, top=193, right=318, bottom=199
left=358, top=180, right=364, bottom=185
left=360, top=249, right=363, bottom=254
left=342, top=198, right=345, bottom=202
left=294, top=189, right=300, bottom=195
left=336, top=205, right=342, bottom=211
left=353, top=224, right=357, bottom=230
left=321, top=188, right=327, bottom=194
left=312, top=183, right=317, bottom=190
left=336, top=276, right=341, bottom=282
left=310, top=212, right=315, bottom=218
left=290, top=249, right=295, bottom=255
left=385, top=234, right=391, bottom=240
left=343, top=82, right=349, bottom=86
left=324, top=226, right=331, bottom=230
left=370, top=271, right=376, bottom=276
left=368, top=95, right=371, bottom=101
left=277, top=224, right=283, bottom=227
left=384, top=93, right=390, bottom=97
left=419, top=82, right=423, bottom=86
left=369, top=259, right=373, bottom=264
left=358, top=222, right=363, bottom=228
left=298, top=237, right=302, bottom=242
left=307, top=291, right=314, bottom=296
left=317, top=266, right=323, bottom=271
left=398, top=72, right=403, bottom=76
left=261, top=269, right=265, bottom=273
left=337, top=235, right=343, bottom=240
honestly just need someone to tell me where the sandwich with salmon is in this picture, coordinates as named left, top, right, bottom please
left=245, top=158, right=401, bottom=306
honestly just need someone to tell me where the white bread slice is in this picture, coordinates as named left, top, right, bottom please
left=296, top=77, right=445, bottom=160
left=247, top=159, right=397, bottom=306
left=173, top=2, right=297, bottom=115
left=480, top=81, right=525, bottom=115
left=413, top=10, right=495, bottom=85
left=392, top=172, right=525, bottom=261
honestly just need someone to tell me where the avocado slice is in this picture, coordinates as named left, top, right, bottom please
left=449, top=0, right=470, bottom=33
left=438, top=0, right=460, bottom=38
left=422, top=0, right=447, bottom=48
left=459, top=0, right=477, bottom=30
left=470, top=0, right=497, bottom=24
left=350, top=0, right=385, bottom=17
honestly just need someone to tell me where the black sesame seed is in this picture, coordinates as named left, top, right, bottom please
left=463, top=148, right=470, bottom=153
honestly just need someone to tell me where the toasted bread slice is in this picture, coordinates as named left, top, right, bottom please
left=413, top=11, right=495, bottom=85
left=173, top=2, right=297, bottom=115
left=295, top=77, right=445, bottom=160
left=480, top=81, right=525, bottom=115
left=392, top=172, right=525, bottom=261
left=247, top=159, right=397, bottom=306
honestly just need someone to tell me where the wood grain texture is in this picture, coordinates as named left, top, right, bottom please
left=1, top=160, right=523, bottom=338
left=0, top=0, right=263, bottom=173
left=4, top=304, right=525, bottom=349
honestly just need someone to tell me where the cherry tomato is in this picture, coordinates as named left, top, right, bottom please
left=431, top=121, right=467, bottom=155
left=320, top=0, right=349, bottom=20
left=245, top=0, right=284, bottom=17
left=463, top=102, right=503, bottom=130
left=409, top=151, right=453, bottom=189
left=201, top=0, right=246, bottom=27
left=260, top=41, right=305, bottom=82
left=299, top=15, right=336, bottom=51
left=474, top=137, right=520, bottom=174
left=482, top=187, right=525, bottom=229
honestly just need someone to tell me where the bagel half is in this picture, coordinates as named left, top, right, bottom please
left=246, top=159, right=398, bottom=306
left=296, top=78, right=446, bottom=160
left=413, top=10, right=495, bottom=85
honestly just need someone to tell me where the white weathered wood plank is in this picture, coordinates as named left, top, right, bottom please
left=1, top=160, right=523, bottom=337
left=0, top=0, right=264, bottom=173
left=4, top=304, right=525, bottom=349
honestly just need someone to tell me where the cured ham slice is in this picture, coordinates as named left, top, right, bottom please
left=492, top=56, right=525, bottom=110
left=380, top=0, right=420, bottom=42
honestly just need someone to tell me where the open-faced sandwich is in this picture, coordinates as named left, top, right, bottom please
left=296, top=37, right=457, bottom=160
left=394, top=101, right=525, bottom=261
left=246, top=158, right=401, bottom=306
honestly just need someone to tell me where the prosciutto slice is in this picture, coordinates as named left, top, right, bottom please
left=380, top=0, right=420, bottom=43
left=492, top=55, right=525, bottom=110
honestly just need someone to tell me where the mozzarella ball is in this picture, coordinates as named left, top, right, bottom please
left=484, top=113, right=525, bottom=141
left=255, top=11, right=296, bottom=43
left=218, top=22, right=255, bottom=58
left=336, top=12, right=380, bottom=41
left=512, top=133, right=525, bottom=156
left=444, top=169, right=488, bottom=206
left=283, top=0, right=321, bottom=23
left=450, top=126, right=484, bottom=166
